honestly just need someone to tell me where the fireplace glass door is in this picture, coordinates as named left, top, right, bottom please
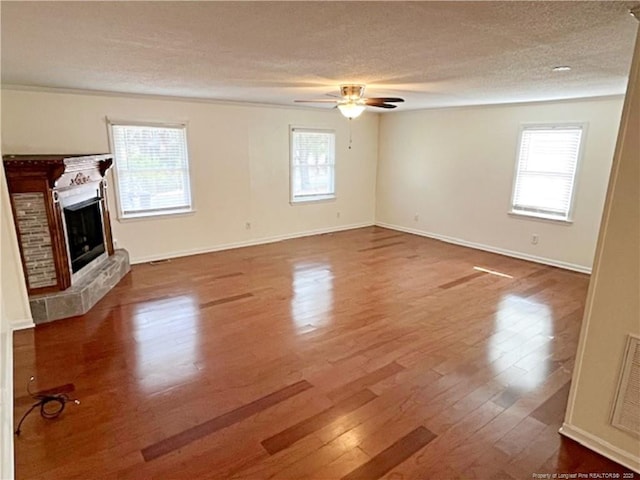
left=63, top=198, right=106, bottom=273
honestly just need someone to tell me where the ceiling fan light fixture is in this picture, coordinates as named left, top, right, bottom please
left=338, top=102, right=366, bottom=119
left=295, top=84, right=403, bottom=117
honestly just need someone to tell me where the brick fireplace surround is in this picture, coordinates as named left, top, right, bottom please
left=3, top=154, right=130, bottom=323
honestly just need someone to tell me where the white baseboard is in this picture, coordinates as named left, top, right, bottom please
left=11, top=318, right=34, bottom=331
left=130, top=222, right=374, bottom=264
left=560, top=423, right=640, bottom=473
left=375, top=222, right=592, bottom=274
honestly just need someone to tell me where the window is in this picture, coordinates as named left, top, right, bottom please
left=109, top=122, right=193, bottom=219
left=511, top=124, right=584, bottom=222
left=290, top=127, right=336, bottom=203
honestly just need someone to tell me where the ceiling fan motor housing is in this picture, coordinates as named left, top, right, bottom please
left=340, top=84, right=365, bottom=100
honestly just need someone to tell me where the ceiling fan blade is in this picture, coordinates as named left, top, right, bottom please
left=368, top=103, right=398, bottom=109
left=365, top=97, right=405, bottom=103
left=294, top=99, right=339, bottom=103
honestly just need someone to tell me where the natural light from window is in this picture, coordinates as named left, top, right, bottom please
left=511, top=125, right=584, bottom=222
left=110, top=122, right=193, bottom=219
left=290, top=128, right=336, bottom=203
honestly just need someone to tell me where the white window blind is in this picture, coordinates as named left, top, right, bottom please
left=511, top=125, right=583, bottom=221
left=290, top=128, right=336, bottom=203
left=110, top=123, right=193, bottom=218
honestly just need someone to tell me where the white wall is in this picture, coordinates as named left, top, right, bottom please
left=376, top=97, right=624, bottom=272
left=1, top=97, right=35, bottom=479
left=1, top=172, right=32, bottom=328
left=2, top=89, right=623, bottom=272
left=0, top=160, right=30, bottom=479
left=1, top=89, right=379, bottom=263
left=562, top=27, right=640, bottom=472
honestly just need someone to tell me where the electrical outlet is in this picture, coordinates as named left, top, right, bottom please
left=531, top=234, right=539, bottom=245
left=336, top=211, right=341, bottom=219
left=414, top=213, right=419, bottom=222
left=245, top=222, right=251, bottom=230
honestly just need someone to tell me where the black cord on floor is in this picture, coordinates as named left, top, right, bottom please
left=14, top=377, right=80, bottom=436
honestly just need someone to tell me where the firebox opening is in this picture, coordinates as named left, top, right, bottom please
left=63, top=197, right=106, bottom=273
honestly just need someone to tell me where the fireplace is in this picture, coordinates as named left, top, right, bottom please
left=3, top=154, right=130, bottom=323
left=63, top=197, right=106, bottom=274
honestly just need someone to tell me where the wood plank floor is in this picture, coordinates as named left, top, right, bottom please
left=12, top=227, right=635, bottom=479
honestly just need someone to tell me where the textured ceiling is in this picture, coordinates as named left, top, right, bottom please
left=1, top=1, right=638, bottom=111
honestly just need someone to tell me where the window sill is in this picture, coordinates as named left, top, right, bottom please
left=508, top=210, right=573, bottom=225
left=290, top=195, right=336, bottom=205
left=117, top=208, right=196, bottom=222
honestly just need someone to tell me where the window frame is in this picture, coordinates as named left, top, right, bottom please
left=107, top=119, right=195, bottom=221
left=289, top=126, right=337, bottom=205
left=509, top=122, right=587, bottom=224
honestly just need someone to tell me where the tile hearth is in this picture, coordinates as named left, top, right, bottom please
left=29, top=249, right=130, bottom=324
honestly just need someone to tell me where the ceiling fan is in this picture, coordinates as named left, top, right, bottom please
left=295, top=85, right=404, bottom=119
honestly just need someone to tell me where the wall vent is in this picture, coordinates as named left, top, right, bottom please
left=611, top=334, right=640, bottom=438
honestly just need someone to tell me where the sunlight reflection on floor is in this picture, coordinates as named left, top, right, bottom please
left=489, top=293, right=554, bottom=390
left=132, top=295, right=201, bottom=393
left=290, top=261, right=334, bottom=331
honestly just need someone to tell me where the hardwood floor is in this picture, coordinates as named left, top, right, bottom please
left=12, top=227, right=635, bottom=479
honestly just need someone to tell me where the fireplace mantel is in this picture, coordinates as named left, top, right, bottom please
left=3, top=153, right=115, bottom=294
left=3, top=153, right=113, bottom=189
